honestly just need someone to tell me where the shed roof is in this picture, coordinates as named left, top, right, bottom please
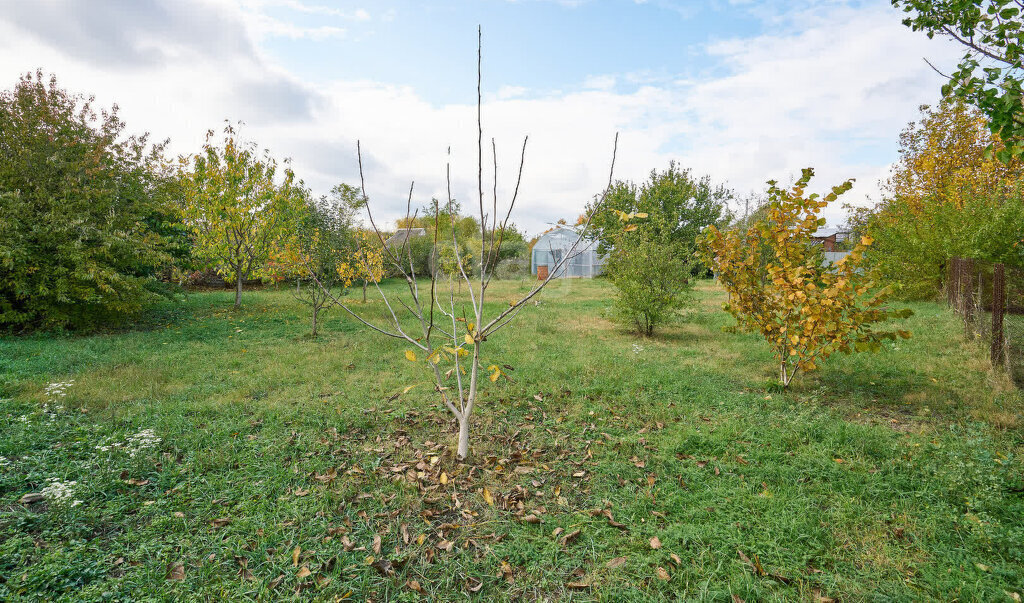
left=385, top=227, right=427, bottom=246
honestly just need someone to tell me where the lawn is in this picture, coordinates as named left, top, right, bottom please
left=1, top=279, right=1022, bottom=601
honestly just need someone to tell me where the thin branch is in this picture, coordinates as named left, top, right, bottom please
left=923, top=56, right=950, bottom=79
left=356, top=141, right=412, bottom=279
left=484, top=136, right=528, bottom=289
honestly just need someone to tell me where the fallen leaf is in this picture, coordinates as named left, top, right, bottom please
left=292, top=546, right=301, bottom=567
left=268, top=574, right=284, bottom=590
left=560, top=529, right=581, bottom=546
left=407, top=580, right=424, bottom=593
left=467, top=577, right=484, bottom=592
left=167, top=562, right=185, bottom=581
left=522, top=514, right=541, bottom=524
left=297, top=566, right=311, bottom=579
left=649, top=536, right=662, bottom=550
left=656, top=567, right=671, bottom=581
left=566, top=581, right=591, bottom=590
left=436, top=539, right=455, bottom=552
left=606, top=557, right=627, bottom=569
left=173, top=512, right=185, bottom=518
left=211, top=517, right=231, bottom=528
left=19, top=493, right=44, bottom=504
left=373, top=534, right=382, bottom=554
left=482, top=487, right=494, bottom=507
left=670, top=553, right=682, bottom=566
left=372, top=558, right=395, bottom=576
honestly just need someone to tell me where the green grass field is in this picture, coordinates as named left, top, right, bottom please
left=1, top=279, right=1022, bottom=601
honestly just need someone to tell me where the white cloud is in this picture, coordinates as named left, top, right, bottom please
left=0, top=0, right=962, bottom=233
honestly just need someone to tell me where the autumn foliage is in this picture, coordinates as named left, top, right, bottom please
left=851, top=101, right=1024, bottom=297
left=698, top=169, right=911, bottom=387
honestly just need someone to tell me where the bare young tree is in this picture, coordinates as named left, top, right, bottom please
left=310, top=29, right=619, bottom=460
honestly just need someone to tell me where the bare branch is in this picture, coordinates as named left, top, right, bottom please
left=484, top=135, right=528, bottom=290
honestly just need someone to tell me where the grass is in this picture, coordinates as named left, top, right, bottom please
left=1, top=278, right=1022, bottom=601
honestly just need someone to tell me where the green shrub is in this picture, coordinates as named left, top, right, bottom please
left=606, top=234, right=692, bottom=335
left=0, top=72, right=179, bottom=330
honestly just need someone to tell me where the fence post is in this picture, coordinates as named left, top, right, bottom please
left=961, top=259, right=974, bottom=335
left=946, top=260, right=956, bottom=305
left=992, top=263, right=1006, bottom=367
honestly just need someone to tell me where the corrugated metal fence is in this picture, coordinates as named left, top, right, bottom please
left=948, top=257, right=1024, bottom=386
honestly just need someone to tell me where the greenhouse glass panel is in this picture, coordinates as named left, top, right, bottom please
left=530, top=227, right=606, bottom=279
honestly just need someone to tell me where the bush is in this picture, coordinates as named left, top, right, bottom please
left=606, top=234, right=692, bottom=336
left=698, top=169, right=912, bottom=387
left=494, top=257, right=530, bottom=280
left=0, top=72, right=179, bottom=330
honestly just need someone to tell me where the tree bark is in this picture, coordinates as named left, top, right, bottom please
left=312, top=306, right=319, bottom=338
left=362, top=281, right=367, bottom=303
left=234, top=266, right=243, bottom=308
left=456, top=413, right=471, bottom=461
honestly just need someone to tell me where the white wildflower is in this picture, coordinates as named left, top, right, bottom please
left=94, top=429, right=161, bottom=458
left=0, top=456, right=10, bottom=467
left=41, top=478, right=81, bottom=507
left=126, top=429, right=161, bottom=457
left=44, top=380, right=74, bottom=402
left=631, top=343, right=645, bottom=355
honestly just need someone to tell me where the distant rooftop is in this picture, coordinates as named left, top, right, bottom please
left=385, top=227, right=427, bottom=247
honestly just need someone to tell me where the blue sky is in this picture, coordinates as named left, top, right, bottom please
left=0, top=0, right=962, bottom=233
left=258, top=0, right=763, bottom=102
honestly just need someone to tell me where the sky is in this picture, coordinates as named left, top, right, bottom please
left=0, top=0, right=963, bottom=235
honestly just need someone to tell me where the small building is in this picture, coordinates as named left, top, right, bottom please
left=810, top=227, right=851, bottom=252
left=385, top=227, right=427, bottom=247
left=530, top=227, right=605, bottom=279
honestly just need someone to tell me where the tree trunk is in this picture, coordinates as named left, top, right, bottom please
left=234, top=266, right=243, bottom=308
left=311, top=306, right=319, bottom=338
left=362, top=281, right=367, bottom=303
left=456, top=414, right=471, bottom=461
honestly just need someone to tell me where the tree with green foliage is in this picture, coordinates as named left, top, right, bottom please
left=0, top=71, right=180, bottom=330
left=585, top=162, right=732, bottom=266
left=606, top=230, right=693, bottom=336
left=850, top=101, right=1024, bottom=298
left=393, top=198, right=527, bottom=278
left=180, top=124, right=301, bottom=308
left=895, top=0, right=1024, bottom=160
left=699, top=169, right=912, bottom=388
left=286, top=191, right=356, bottom=337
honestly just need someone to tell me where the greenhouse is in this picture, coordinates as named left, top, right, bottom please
left=530, top=227, right=606, bottom=279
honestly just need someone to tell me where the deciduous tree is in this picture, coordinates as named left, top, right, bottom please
left=180, top=124, right=300, bottom=308
left=0, top=71, right=179, bottom=330
left=856, top=101, right=1024, bottom=297
left=309, top=30, right=619, bottom=460
left=699, top=169, right=911, bottom=388
left=895, top=0, right=1024, bottom=160
left=585, top=162, right=732, bottom=268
